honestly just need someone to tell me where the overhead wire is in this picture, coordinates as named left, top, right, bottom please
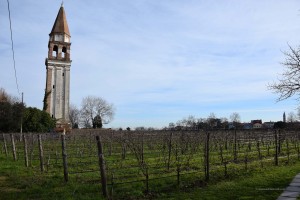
left=6, top=0, right=20, bottom=95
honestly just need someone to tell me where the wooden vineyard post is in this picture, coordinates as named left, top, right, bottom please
left=145, top=167, right=149, bottom=194
left=23, top=134, right=28, bottom=167
left=278, top=130, right=281, bottom=154
left=244, top=147, right=248, bottom=171
left=167, top=132, right=173, bottom=171
left=286, top=138, right=290, bottom=164
left=96, top=136, right=108, bottom=198
left=110, top=173, right=114, bottom=200
left=234, top=129, right=237, bottom=163
left=267, top=142, right=270, bottom=156
left=256, top=138, right=263, bottom=168
left=11, top=134, right=17, bottom=161
left=61, top=132, right=69, bottom=182
left=297, top=132, right=300, bottom=160
left=109, top=131, right=113, bottom=156
left=120, top=133, right=126, bottom=160
left=177, top=164, right=180, bottom=188
left=3, top=134, right=8, bottom=157
left=141, top=132, right=144, bottom=164
left=204, top=131, right=210, bottom=182
left=38, top=134, right=44, bottom=172
left=29, top=133, right=34, bottom=167
left=274, top=130, right=279, bottom=166
left=45, top=153, right=50, bottom=172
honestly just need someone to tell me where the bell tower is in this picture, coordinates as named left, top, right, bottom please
left=44, top=4, right=71, bottom=127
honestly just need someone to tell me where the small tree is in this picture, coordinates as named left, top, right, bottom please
left=230, top=112, right=241, bottom=129
left=0, top=88, right=9, bottom=103
left=0, top=102, right=13, bottom=132
left=0, top=88, right=24, bottom=132
left=287, top=111, right=297, bottom=122
left=93, top=115, right=103, bottom=128
left=207, top=112, right=218, bottom=128
left=23, top=107, right=55, bottom=132
left=80, top=96, right=115, bottom=128
left=168, top=122, right=175, bottom=130
left=69, top=104, right=80, bottom=128
left=230, top=112, right=241, bottom=123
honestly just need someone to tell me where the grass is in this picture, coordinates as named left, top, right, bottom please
left=161, top=162, right=300, bottom=200
left=0, top=151, right=105, bottom=199
left=1, top=153, right=300, bottom=200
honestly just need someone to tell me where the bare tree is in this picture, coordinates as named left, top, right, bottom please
left=186, top=115, right=196, bottom=128
left=176, top=120, right=183, bottom=127
left=135, top=127, right=145, bottom=131
left=230, top=112, right=241, bottom=123
left=268, top=45, right=300, bottom=101
left=80, top=108, right=92, bottom=128
left=0, top=88, right=19, bottom=103
left=168, top=122, right=175, bottom=129
left=287, top=111, right=297, bottom=122
left=207, top=112, right=217, bottom=128
left=0, top=88, right=9, bottom=102
left=220, top=117, right=228, bottom=129
left=80, top=96, right=115, bottom=128
left=69, top=104, right=80, bottom=128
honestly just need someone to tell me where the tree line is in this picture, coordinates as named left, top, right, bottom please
left=166, top=113, right=242, bottom=130
left=0, top=88, right=115, bottom=132
left=165, top=112, right=300, bottom=130
left=0, top=88, right=55, bottom=133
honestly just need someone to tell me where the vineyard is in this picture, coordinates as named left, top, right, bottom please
left=1, top=129, right=300, bottom=199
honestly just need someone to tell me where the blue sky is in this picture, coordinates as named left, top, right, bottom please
left=1, top=0, right=300, bottom=128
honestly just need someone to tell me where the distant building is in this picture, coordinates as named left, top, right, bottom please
left=228, top=122, right=235, bottom=129
left=253, top=123, right=263, bottom=129
left=283, top=112, right=286, bottom=123
left=263, top=122, right=274, bottom=129
left=243, top=123, right=253, bottom=129
left=251, top=120, right=262, bottom=124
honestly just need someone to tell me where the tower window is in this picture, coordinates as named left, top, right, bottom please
left=52, top=45, right=58, bottom=58
left=62, top=47, right=67, bottom=58
left=53, top=85, right=55, bottom=89
left=62, top=73, right=64, bottom=76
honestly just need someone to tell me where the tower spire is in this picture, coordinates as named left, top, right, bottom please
left=50, top=5, right=70, bottom=36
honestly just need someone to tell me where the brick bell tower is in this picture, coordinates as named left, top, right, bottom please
left=44, top=4, right=71, bottom=128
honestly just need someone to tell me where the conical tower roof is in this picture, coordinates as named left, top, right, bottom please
left=50, top=5, right=70, bottom=36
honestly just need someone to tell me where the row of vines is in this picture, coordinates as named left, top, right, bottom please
left=1, top=129, right=299, bottom=199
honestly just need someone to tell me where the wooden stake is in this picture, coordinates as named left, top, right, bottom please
left=38, top=134, right=44, bottom=172
left=23, top=134, right=28, bottom=167
left=11, top=134, right=17, bottom=161
left=3, top=134, right=8, bottom=157
left=61, top=131, right=68, bottom=182
left=96, top=135, right=108, bottom=198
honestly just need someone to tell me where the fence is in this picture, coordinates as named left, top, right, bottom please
left=1, top=129, right=300, bottom=199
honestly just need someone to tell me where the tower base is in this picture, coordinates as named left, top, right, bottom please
left=55, top=120, right=71, bottom=133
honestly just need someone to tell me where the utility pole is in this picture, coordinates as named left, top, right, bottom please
left=20, top=92, right=23, bottom=136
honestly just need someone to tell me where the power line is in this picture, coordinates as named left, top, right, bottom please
left=6, top=0, right=20, bottom=95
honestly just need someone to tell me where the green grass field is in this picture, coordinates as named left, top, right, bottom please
left=1, top=130, right=300, bottom=199
left=1, top=153, right=300, bottom=199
